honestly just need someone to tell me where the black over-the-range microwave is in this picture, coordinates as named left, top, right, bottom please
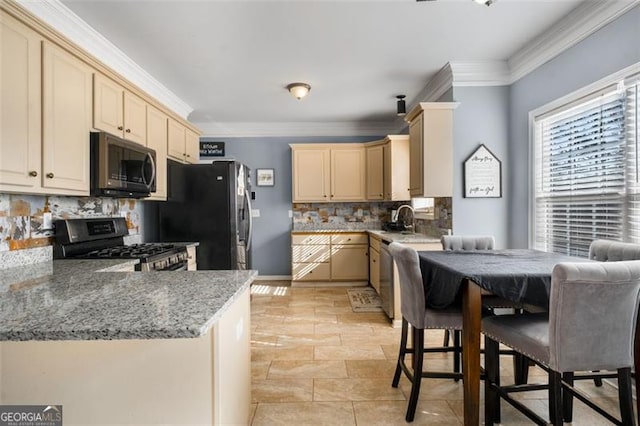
left=90, top=131, right=156, bottom=198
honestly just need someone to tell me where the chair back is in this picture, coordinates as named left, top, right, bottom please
left=588, top=239, right=640, bottom=261
left=549, top=261, right=640, bottom=372
left=441, top=235, right=495, bottom=251
left=388, top=242, right=427, bottom=329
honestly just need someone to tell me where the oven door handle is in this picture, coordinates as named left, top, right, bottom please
left=141, top=152, right=156, bottom=190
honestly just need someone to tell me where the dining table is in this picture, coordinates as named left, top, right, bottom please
left=417, top=248, right=638, bottom=426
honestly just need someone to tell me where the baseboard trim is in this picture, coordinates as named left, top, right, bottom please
left=291, top=281, right=369, bottom=288
left=254, top=275, right=292, bottom=281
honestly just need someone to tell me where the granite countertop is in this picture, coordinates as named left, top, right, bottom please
left=291, top=228, right=441, bottom=244
left=0, top=259, right=256, bottom=342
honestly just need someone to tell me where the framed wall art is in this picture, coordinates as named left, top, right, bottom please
left=463, top=144, right=502, bottom=198
left=256, top=169, right=275, bottom=187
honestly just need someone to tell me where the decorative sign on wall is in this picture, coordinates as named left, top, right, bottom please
left=463, top=144, right=502, bottom=198
left=199, top=141, right=225, bottom=157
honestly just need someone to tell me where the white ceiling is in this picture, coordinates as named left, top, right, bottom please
left=57, top=0, right=588, bottom=136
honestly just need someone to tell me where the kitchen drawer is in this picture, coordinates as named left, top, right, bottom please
left=291, top=234, right=331, bottom=245
left=292, top=262, right=331, bottom=281
left=369, top=235, right=381, bottom=252
left=330, top=233, right=368, bottom=245
left=292, top=244, right=330, bottom=263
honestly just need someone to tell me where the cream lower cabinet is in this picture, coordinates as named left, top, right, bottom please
left=291, top=234, right=331, bottom=281
left=187, top=246, right=197, bottom=271
left=291, top=232, right=368, bottom=284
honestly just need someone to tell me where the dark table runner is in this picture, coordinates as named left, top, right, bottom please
left=418, top=249, right=592, bottom=309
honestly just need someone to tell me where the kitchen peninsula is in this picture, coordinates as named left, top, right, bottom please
left=0, top=259, right=255, bottom=425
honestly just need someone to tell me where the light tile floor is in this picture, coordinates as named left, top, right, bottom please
left=250, top=282, right=633, bottom=425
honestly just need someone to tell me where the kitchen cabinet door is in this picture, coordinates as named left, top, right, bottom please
left=330, top=147, right=366, bottom=201
left=93, top=73, right=124, bottom=137
left=94, top=73, right=147, bottom=145
left=0, top=12, right=42, bottom=191
left=369, top=246, right=380, bottom=293
left=384, top=136, right=410, bottom=201
left=366, top=145, right=384, bottom=200
left=123, top=91, right=147, bottom=145
left=331, top=244, right=369, bottom=280
left=168, top=118, right=187, bottom=162
left=146, top=105, right=168, bottom=200
left=292, top=148, right=330, bottom=202
left=185, top=128, right=200, bottom=164
left=42, top=41, right=92, bottom=194
left=407, top=103, right=458, bottom=198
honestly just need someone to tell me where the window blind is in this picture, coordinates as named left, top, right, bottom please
left=533, top=86, right=634, bottom=257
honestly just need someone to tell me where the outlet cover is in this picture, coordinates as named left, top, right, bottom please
left=251, top=209, right=260, bottom=218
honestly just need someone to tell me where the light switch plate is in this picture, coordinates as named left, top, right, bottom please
left=251, top=209, right=260, bottom=218
left=288, top=210, right=293, bottom=218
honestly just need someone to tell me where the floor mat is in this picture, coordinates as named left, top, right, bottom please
left=347, top=288, right=384, bottom=313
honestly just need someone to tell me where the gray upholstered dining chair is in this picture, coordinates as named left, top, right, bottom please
left=482, top=261, right=640, bottom=426
left=389, top=242, right=463, bottom=423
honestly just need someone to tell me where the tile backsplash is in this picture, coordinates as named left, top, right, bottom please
left=292, top=198, right=452, bottom=235
left=0, top=193, right=142, bottom=252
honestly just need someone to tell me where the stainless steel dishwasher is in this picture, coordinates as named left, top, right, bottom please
left=379, top=240, right=394, bottom=317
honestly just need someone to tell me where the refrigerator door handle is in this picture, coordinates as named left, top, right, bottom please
left=244, top=189, right=253, bottom=252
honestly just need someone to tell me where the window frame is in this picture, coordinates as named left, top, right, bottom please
left=528, top=62, right=640, bottom=251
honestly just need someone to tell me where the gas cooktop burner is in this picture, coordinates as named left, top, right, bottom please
left=54, top=218, right=189, bottom=271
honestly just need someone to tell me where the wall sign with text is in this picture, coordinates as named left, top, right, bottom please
left=463, top=144, right=502, bottom=198
left=200, top=141, right=225, bottom=157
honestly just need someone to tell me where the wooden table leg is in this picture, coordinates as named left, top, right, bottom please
left=462, top=279, right=482, bottom=426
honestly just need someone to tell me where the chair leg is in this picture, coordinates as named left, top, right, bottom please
left=392, top=317, right=409, bottom=388
left=484, top=335, right=500, bottom=425
left=562, top=372, right=574, bottom=423
left=593, top=370, right=603, bottom=387
left=549, top=370, right=563, bottom=426
left=406, top=326, right=424, bottom=423
left=443, top=329, right=450, bottom=347
left=618, top=367, right=635, bottom=426
left=453, top=329, right=461, bottom=381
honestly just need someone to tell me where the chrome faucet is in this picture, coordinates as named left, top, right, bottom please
left=393, top=204, right=415, bottom=233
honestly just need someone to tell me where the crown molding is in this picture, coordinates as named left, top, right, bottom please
left=16, top=0, right=193, bottom=119
left=449, top=61, right=511, bottom=87
left=508, top=0, right=640, bottom=84
left=196, top=121, right=397, bottom=138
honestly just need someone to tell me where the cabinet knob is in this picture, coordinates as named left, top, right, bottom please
left=125, top=128, right=131, bottom=133
left=118, top=126, right=124, bottom=130
left=186, top=154, right=191, bottom=158
left=29, top=171, right=38, bottom=177
left=372, top=259, right=376, bottom=263
left=379, top=193, right=383, bottom=196
left=46, top=172, right=54, bottom=179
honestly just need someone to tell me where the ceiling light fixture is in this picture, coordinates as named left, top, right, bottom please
left=286, top=82, right=311, bottom=100
left=396, top=95, right=407, bottom=116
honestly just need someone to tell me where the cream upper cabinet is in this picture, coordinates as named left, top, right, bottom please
left=0, top=11, right=42, bottom=192
left=330, top=147, right=366, bottom=201
left=407, top=103, right=458, bottom=198
left=366, top=144, right=384, bottom=200
left=185, top=128, right=200, bottom=164
left=146, top=105, right=168, bottom=200
left=291, top=146, right=330, bottom=202
left=42, top=41, right=92, bottom=194
left=168, top=119, right=199, bottom=164
left=383, top=135, right=411, bottom=201
left=291, top=144, right=366, bottom=202
left=93, top=73, right=147, bottom=145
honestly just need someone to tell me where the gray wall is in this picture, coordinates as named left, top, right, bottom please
left=450, top=86, right=510, bottom=248
left=204, top=136, right=382, bottom=276
left=508, top=5, right=640, bottom=248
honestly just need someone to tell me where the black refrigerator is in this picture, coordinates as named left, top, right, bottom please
left=149, top=160, right=252, bottom=270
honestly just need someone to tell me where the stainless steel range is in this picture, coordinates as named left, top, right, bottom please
left=54, top=217, right=189, bottom=271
